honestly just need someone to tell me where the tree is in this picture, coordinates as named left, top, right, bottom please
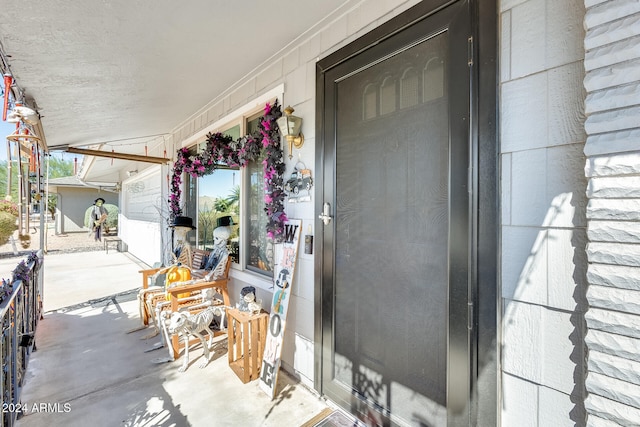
left=0, top=155, right=74, bottom=202
left=224, top=185, right=240, bottom=217
left=47, top=194, right=57, bottom=220
left=198, top=202, right=217, bottom=249
left=46, top=156, right=74, bottom=178
left=0, top=200, right=18, bottom=245
left=225, top=185, right=240, bottom=206
left=213, top=198, right=230, bottom=213
left=0, top=160, right=21, bottom=200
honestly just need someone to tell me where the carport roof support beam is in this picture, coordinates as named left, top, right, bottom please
left=66, top=147, right=170, bottom=164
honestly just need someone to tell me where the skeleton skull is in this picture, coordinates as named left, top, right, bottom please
left=167, top=312, right=188, bottom=334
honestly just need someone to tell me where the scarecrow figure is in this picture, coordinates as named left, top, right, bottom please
left=90, top=198, right=108, bottom=241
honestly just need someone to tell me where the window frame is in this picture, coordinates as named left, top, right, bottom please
left=176, top=85, right=283, bottom=285
left=183, top=108, right=274, bottom=279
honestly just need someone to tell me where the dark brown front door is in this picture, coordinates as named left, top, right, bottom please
left=316, top=1, right=474, bottom=426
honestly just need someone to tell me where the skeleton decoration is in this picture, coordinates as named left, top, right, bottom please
left=200, top=223, right=231, bottom=281
left=169, top=216, right=197, bottom=268
left=167, top=305, right=226, bottom=372
left=134, top=216, right=197, bottom=340
left=131, top=217, right=232, bottom=367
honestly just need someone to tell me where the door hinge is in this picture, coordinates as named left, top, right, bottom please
left=468, top=302, right=474, bottom=330
left=467, top=36, right=473, bottom=67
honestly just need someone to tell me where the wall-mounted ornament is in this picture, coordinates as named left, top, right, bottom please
left=285, top=162, right=313, bottom=203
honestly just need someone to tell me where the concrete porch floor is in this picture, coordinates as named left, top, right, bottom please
left=2, top=251, right=330, bottom=427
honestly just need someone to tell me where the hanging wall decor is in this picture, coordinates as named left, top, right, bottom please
left=169, top=101, right=288, bottom=241
left=284, top=161, right=313, bottom=203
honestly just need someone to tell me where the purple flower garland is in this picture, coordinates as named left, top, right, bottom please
left=169, top=101, right=287, bottom=241
left=0, top=252, right=39, bottom=304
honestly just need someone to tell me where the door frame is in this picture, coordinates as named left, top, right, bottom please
left=313, top=0, right=498, bottom=425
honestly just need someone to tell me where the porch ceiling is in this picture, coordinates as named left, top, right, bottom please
left=0, top=0, right=350, bottom=180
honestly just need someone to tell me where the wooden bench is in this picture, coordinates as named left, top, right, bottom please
left=165, top=259, right=231, bottom=359
left=138, top=248, right=232, bottom=360
left=138, top=249, right=212, bottom=325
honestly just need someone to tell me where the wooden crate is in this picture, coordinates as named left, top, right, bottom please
left=227, top=308, right=268, bottom=383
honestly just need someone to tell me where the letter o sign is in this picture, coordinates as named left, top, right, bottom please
left=269, top=314, right=282, bottom=336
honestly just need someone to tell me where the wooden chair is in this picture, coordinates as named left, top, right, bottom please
left=137, top=249, right=232, bottom=360
left=163, top=259, right=231, bottom=359
left=138, top=248, right=211, bottom=326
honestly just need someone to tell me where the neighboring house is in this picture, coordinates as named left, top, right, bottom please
left=47, top=176, right=117, bottom=234
left=2, top=0, right=639, bottom=425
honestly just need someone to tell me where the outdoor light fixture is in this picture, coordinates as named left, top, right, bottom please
left=276, top=105, right=304, bottom=160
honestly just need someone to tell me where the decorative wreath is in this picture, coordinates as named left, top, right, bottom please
left=169, top=101, right=287, bottom=241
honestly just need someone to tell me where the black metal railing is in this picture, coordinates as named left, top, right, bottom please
left=0, top=251, right=43, bottom=427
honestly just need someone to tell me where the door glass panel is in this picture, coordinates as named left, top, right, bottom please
left=333, top=32, right=449, bottom=426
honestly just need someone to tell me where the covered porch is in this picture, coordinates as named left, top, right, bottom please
left=0, top=250, right=330, bottom=427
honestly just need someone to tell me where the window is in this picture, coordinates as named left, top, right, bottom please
left=183, top=111, right=273, bottom=277
left=198, top=171, right=239, bottom=263
left=380, top=76, right=396, bottom=115
left=245, top=114, right=273, bottom=275
left=197, top=125, right=240, bottom=263
left=423, top=57, right=444, bottom=102
left=400, top=67, right=419, bottom=109
left=363, top=83, right=377, bottom=120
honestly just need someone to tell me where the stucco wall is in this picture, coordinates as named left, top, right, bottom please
left=583, top=0, right=640, bottom=425
left=167, top=0, right=423, bottom=385
left=499, top=0, right=588, bottom=425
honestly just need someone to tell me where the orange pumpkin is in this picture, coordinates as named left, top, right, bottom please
left=165, top=265, right=191, bottom=299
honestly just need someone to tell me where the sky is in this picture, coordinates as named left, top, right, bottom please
left=199, top=168, right=237, bottom=200
left=0, top=120, right=17, bottom=161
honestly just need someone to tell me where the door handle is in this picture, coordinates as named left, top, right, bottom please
left=319, top=202, right=332, bottom=225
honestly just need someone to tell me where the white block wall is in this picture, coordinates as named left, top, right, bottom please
left=164, top=0, right=422, bottom=385
left=583, top=0, right=640, bottom=425
left=500, top=0, right=588, bottom=425
left=118, top=165, right=165, bottom=267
